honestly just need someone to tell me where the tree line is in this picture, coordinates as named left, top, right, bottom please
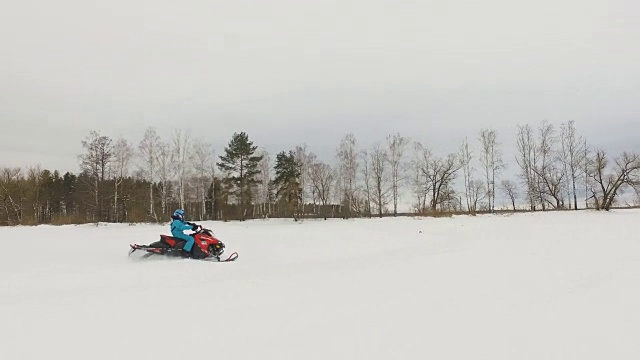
left=1, top=121, right=639, bottom=226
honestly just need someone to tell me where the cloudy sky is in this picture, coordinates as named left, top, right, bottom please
left=1, top=0, right=639, bottom=174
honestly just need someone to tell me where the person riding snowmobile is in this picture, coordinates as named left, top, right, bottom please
left=170, top=209, right=200, bottom=257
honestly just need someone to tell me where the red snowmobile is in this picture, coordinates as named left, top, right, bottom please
left=129, top=225, right=238, bottom=262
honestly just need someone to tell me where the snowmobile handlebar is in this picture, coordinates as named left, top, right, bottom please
left=193, top=225, right=215, bottom=234
left=186, top=222, right=215, bottom=235
left=186, top=222, right=202, bottom=230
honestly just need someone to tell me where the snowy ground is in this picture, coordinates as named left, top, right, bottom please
left=1, top=210, right=640, bottom=359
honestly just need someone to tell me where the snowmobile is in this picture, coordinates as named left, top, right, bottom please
left=129, top=225, right=238, bottom=262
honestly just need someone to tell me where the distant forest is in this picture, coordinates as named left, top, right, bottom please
left=1, top=120, right=639, bottom=226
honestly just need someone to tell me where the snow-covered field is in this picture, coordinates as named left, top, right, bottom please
left=1, top=210, right=640, bottom=359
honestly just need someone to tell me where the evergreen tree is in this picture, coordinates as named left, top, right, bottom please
left=62, top=172, right=77, bottom=218
left=216, top=132, right=263, bottom=220
left=273, top=151, right=302, bottom=219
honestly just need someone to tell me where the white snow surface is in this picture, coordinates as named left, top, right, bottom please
left=1, top=210, right=640, bottom=359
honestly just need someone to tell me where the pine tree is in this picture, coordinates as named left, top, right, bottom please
left=273, top=151, right=302, bottom=219
left=62, top=172, right=77, bottom=218
left=216, top=132, right=263, bottom=220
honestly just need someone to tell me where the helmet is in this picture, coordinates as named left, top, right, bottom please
left=172, top=209, right=185, bottom=221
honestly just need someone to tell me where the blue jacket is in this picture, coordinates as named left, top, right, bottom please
left=171, top=219, right=193, bottom=241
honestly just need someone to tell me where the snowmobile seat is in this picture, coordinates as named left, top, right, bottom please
left=159, top=235, right=186, bottom=248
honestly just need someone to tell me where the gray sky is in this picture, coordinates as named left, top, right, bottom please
left=1, top=0, right=639, bottom=174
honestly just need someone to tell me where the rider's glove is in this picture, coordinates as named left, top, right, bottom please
left=192, top=224, right=199, bottom=231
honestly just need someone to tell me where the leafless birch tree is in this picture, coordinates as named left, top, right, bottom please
left=155, top=141, right=174, bottom=217
left=479, top=129, right=503, bottom=212
left=458, top=139, right=487, bottom=213
left=256, top=149, right=272, bottom=217
left=410, top=165, right=424, bottom=213
left=294, top=144, right=311, bottom=218
left=336, top=133, right=358, bottom=218
left=192, top=141, right=214, bottom=220
left=370, top=143, right=390, bottom=217
left=515, top=124, right=538, bottom=210
left=112, top=138, right=133, bottom=222
left=386, top=133, right=409, bottom=216
left=411, top=142, right=428, bottom=212
left=560, top=121, right=586, bottom=210
left=459, top=138, right=475, bottom=212
left=360, top=149, right=372, bottom=216
left=138, top=127, right=160, bottom=220
left=172, top=130, right=191, bottom=210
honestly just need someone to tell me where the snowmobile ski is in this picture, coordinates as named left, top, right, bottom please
left=129, top=244, right=238, bottom=262
left=217, top=252, right=239, bottom=262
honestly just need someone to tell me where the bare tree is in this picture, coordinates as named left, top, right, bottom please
left=27, top=165, right=42, bottom=223
left=79, top=131, right=113, bottom=222
left=370, top=143, right=390, bottom=217
left=360, top=149, right=372, bottom=216
left=500, top=180, right=518, bottom=211
left=534, top=166, right=565, bottom=209
left=256, top=149, right=272, bottom=217
left=412, top=142, right=430, bottom=212
left=459, top=138, right=474, bottom=212
left=155, top=141, right=174, bottom=217
left=532, top=121, right=566, bottom=209
left=587, top=150, right=640, bottom=210
left=336, top=133, right=358, bottom=218
left=427, top=153, right=461, bottom=211
left=458, top=140, right=485, bottom=213
left=305, top=152, right=319, bottom=213
left=515, top=124, right=538, bottom=210
left=112, top=138, right=133, bottom=222
left=192, top=141, right=214, bottom=220
left=386, top=133, right=410, bottom=216
left=172, top=130, right=191, bottom=210
left=479, top=129, right=504, bottom=212
left=331, top=165, right=343, bottom=217
left=559, top=121, right=586, bottom=210
left=138, top=127, right=160, bottom=220
left=410, top=154, right=425, bottom=213
left=633, top=181, right=640, bottom=206
left=415, top=142, right=461, bottom=212
left=468, top=179, right=485, bottom=212
left=309, top=160, right=334, bottom=219
left=534, top=121, right=553, bottom=209
left=0, top=168, right=23, bottom=224
left=294, top=144, right=311, bottom=219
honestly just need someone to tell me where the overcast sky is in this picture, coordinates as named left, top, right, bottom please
left=1, top=0, right=639, bottom=174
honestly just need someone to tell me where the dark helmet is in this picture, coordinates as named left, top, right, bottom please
left=172, top=209, right=185, bottom=221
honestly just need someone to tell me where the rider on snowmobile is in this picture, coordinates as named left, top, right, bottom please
left=170, top=209, right=200, bottom=257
